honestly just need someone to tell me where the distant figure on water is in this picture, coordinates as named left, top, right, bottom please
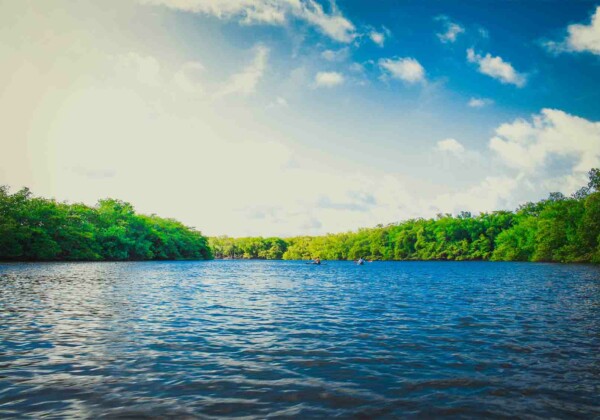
left=314, top=257, right=321, bottom=265
left=356, top=257, right=364, bottom=265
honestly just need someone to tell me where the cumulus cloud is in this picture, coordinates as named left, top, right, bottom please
left=489, top=109, right=600, bottom=175
left=369, top=31, right=384, bottom=46
left=216, top=45, right=269, bottom=97
left=379, top=57, right=425, bottom=84
left=544, top=6, right=600, bottom=55
left=435, top=16, right=465, bottom=43
left=428, top=109, right=600, bottom=215
left=314, top=71, right=344, bottom=87
left=364, top=26, right=390, bottom=47
left=321, top=47, right=349, bottom=62
left=436, top=138, right=465, bottom=154
left=434, top=175, right=520, bottom=215
left=173, top=61, right=205, bottom=94
left=435, top=138, right=484, bottom=165
left=139, top=0, right=284, bottom=23
left=369, top=30, right=386, bottom=46
left=282, top=109, right=599, bottom=229
left=302, top=1, right=355, bottom=42
left=468, top=97, right=493, bottom=108
left=349, top=62, right=365, bottom=73
left=139, top=0, right=356, bottom=42
left=467, top=48, right=526, bottom=87
left=7, top=1, right=600, bottom=237
left=267, top=96, right=288, bottom=108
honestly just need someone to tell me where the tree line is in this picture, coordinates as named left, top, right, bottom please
left=0, top=186, right=212, bottom=261
left=211, top=169, right=600, bottom=263
left=2, top=169, right=599, bottom=263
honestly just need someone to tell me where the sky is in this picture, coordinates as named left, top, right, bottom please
left=1, top=0, right=600, bottom=237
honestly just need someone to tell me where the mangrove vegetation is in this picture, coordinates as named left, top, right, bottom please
left=2, top=169, right=599, bottom=263
left=0, top=186, right=212, bottom=261
left=210, top=168, right=600, bottom=263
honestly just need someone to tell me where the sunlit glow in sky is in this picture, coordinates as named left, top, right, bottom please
left=1, top=0, right=600, bottom=236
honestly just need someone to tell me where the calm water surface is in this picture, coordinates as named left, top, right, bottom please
left=0, top=261, right=599, bottom=418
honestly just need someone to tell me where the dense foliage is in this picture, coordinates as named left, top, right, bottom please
left=0, top=187, right=212, bottom=261
left=3, top=169, right=599, bottom=263
left=212, top=169, right=600, bottom=263
left=209, top=236, right=288, bottom=260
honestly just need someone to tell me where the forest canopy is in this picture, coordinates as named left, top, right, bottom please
left=2, top=169, right=599, bottom=263
left=0, top=187, right=212, bottom=261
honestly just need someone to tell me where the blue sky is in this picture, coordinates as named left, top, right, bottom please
left=1, top=0, right=599, bottom=236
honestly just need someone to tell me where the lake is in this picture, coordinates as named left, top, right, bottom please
left=0, top=261, right=599, bottom=418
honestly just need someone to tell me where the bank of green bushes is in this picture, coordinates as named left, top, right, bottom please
left=0, top=187, right=211, bottom=261
left=3, top=169, right=599, bottom=263
left=212, top=169, right=600, bottom=263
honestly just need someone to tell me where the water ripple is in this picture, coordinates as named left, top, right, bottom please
left=0, top=261, right=599, bottom=418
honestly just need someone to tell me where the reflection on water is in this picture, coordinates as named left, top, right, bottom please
left=0, top=261, right=599, bottom=417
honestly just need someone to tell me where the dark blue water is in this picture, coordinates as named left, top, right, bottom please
left=1, top=261, right=599, bottom=418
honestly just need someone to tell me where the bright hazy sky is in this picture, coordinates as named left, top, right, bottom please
left=1, top=0, right=600, bottom=236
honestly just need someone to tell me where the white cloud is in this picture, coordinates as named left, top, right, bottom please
left=468, top=97, right=493, bottom=108
left=139, top=0, right=285, bottom=24
left=349, top=62, right=365, bottom=73
left=429, top=107, right=600, bottom=214
left=379, top=57, right=425, bottom=84
left=544, top=6, right=600, bottom=55
left=434, top=175, right=519, bottom=215
left=300, top=0, right=355, bottom=43
left=321, top=47, right=349, bottom=62
left=216, top=45, right=269, bottom=97
left=314, top=71, right=344, bottom=87
left=267, top=96, right=288, bottom=108
left=489, top=109, right=600, bottom=174
left=435, top=137, right=483, bottom=164
left=6, top=1, right=600, bottom=238
left=139, top=0, right=356, bottom=42
left=467, top=48, right=526, bottom=87
left=173, top=61, right=205, bottom=94
left=436, top=138, right=465, bottom=154
left=369, top=30, right=385, bottom=47
left=436, top=17, right=465, bottom=43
